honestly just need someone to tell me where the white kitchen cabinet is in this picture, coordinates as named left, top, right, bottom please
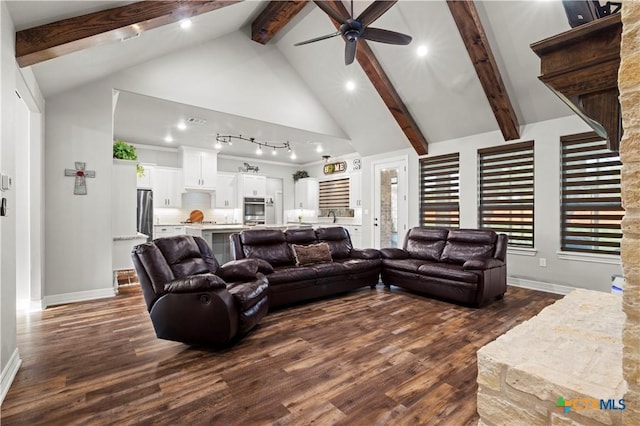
left=295, top=177, right=319, bottom=210
left=345, top=225, right=363, bottom=248
left=349, top=172, right=362, bottom=208
left=153, top=167, right=182, bottom=208
left=240, top=174, right=266, bottom=198
left=215, top=172, right=237, bottom=208
left=153, top=225, right=185, bottom=239
left=136, top=164, right=153, bottom=189
left=180, top=146, right=217, bottom=190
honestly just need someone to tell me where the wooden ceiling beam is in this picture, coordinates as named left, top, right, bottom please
left=447, top=0, right=520, bottom=141
left=251, top=1, right=309, bottom=45
left=326, top=1, right=429, bottom=155
left=16, top=0, right=240, bottom=68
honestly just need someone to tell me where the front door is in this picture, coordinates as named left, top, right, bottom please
left=373, top=157, right=408, bottom=249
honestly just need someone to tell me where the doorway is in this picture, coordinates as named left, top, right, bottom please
left=373, top=157, right=408, bottom=249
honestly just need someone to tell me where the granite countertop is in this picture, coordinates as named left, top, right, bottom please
left=113, top=232, right=148, bottom=241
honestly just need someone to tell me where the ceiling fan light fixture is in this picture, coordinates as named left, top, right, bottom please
left=214, top=141, right=222, bottom=149
left=272, top=147, right=277, bottom=155
left=256, top=145, right=263, bottom=155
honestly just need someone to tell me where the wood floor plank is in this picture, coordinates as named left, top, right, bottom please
left=1, top=285, right=560, bottom=424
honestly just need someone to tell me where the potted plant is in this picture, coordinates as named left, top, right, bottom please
left=113, top=139, right=144, bottom=177
left=293, top=170, right=309, bottom=182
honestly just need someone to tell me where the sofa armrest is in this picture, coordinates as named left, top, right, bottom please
left=463, top=257, right=504, bottom=270
left=163, top=274, right=227, bottom=293
left=351, top=248, right=381, bottom=259
left=217, top=259, right=274, bottom=282
left=380, top=248, right=409, bottom=259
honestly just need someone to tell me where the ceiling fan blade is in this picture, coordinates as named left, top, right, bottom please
left=357, top=0, right=398, bottom=27
left=294, top=31, right=342, bottom=46
left=313, top=0, right=350, bottom=24
left=345, top=38, right=357, bottom=65
left=362, top=28, right=412, bottom=45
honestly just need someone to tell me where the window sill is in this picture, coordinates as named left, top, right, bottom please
left=507, top=247, right=537, bottom=257
left=556, top=251, right=621, bottom=265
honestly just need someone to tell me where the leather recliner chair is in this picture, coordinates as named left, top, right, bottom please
left=131, top=235, right=270, bottom=345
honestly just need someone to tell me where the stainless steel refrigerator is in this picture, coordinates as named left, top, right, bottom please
left=137, top=189, right=153, bottom=242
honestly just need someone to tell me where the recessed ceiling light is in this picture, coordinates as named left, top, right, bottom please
left=177, top=121, right=187, bottom=131
left=272, top=147, right=277, bottom=156
left=316, top=144, right=323, bottom=153
left=256, top=146, right=263, bottom=155
left=345, top=80, right=356, bottom=92
left=180, top=19, right=192, bottom=30
left=417, top=45, right=428, bottom=57
left=164, top=135, right=173, bottom=143
left=290, top=151, right=297, bottom=160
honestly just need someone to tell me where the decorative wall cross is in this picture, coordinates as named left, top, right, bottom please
left=64, top=162, right=95, bottom=195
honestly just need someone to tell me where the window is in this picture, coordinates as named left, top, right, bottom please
left=419, top=153, right=459, bottom=228
left=319, top=178, right=350, bottom=209
left=478, top=141, right=534, bottom=247
left=561, top=132, right=622, bottom=255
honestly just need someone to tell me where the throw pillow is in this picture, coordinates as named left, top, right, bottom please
left=292, top=242, right=333, bottom=266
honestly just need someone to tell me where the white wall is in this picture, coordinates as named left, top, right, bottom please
left=0, top=0, right=17, bottom=383
left=44, top=84, right=114, bottom=300
left=43, top=30, right=337, bottom=298
left=424, top=116, right=623, bottom=292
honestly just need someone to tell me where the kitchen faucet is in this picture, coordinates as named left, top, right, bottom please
left=328, top=210, right=337, bottom=223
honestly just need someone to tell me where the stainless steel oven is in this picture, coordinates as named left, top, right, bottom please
left=244, top=197, right=265, bottom=224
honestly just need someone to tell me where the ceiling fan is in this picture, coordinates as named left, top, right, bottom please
left=295, top=0, right=412, bottom=66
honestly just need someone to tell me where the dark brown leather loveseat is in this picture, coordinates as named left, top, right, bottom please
left=230, top=227, right=381, bottom=308
left=132, top=235, right=269, bottom=345
left=380, top=228, right=507, bottom=307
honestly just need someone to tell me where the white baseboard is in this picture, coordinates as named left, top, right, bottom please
left=1, top=348, right=22, bottom=405
left=43, top=287, right=116, bottom=308
left=508, top=276, right=576, bottom=295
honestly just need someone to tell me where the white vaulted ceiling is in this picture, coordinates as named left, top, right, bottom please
left=6, top=0, right=577, bottom=163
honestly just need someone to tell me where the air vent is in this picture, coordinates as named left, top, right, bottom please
left=187, top=117, right=207, bottom=125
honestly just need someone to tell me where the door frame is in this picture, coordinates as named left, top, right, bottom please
left=372, top=155, right=408, bottom=249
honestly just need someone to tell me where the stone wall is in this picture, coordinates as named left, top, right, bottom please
left=477, top=290, right=626, bottom=426
left=619, top=3, right=640, bottom=425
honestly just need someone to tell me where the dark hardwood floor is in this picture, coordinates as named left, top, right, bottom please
left=1, top=284, right=560, bottom=425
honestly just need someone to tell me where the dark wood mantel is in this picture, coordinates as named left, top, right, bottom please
left=531, top=13, right=622, bottom=151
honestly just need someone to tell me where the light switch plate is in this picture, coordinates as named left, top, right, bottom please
left=0, top=174, right=12, bottom=191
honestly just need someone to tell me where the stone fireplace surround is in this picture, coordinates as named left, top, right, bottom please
left=477, top=4, right=639, bottom=425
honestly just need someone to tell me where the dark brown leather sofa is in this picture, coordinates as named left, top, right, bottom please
left=132, top=235, right=269, bottom=345
left=380, top=228, right=507, bottom=307
left=230, top=227, right=381, bottom=308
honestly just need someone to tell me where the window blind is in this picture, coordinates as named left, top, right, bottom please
left=419, top=153, right=460, bottom=228
left=478, top=141, right=534, bottom=247
left=561, top=132, right=622, bottom=255
left=319, top=178, right=350, bottom=209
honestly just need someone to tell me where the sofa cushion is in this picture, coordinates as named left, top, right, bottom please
left=316, top=227, right=352, bottom=259
left=417, top=263, right=478, bottom=284
left=217, top=259, right=274, bottom=282
left=335, top=258, right=382, bottom=274
left=381, top=258, right=429, bottom=273
left=447, top=229, right=497, bottom=244
left=310, top=261, right=349, bottom=277
left=440, top=242, right=494, bottom=265
left=240, top=230, right=293, bottom=266
left=268, top=266, right=317, bottom=285
left=155, top=236, right=212, bottom=278
left=404, top=228, right=448, bottom=261
left=292, top=243, right=333, bottom=266
left=285, top=228, right=318, bottom=245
